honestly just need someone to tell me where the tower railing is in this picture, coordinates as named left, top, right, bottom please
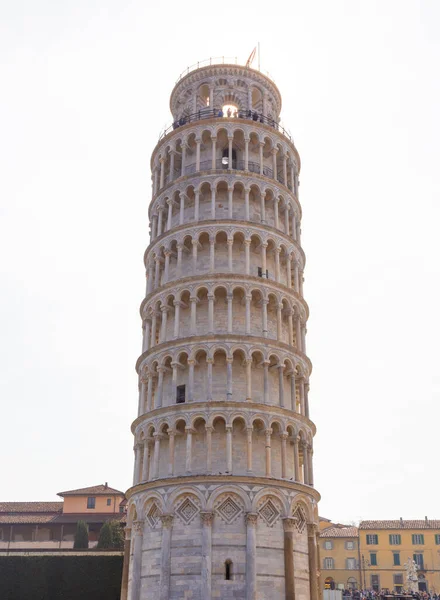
left=158, top=109, right=293, bottom=143
left=175, top=56, right=275, bottom=85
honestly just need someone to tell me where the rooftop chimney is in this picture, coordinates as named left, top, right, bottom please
left=400, top=517, right=403, bottom=527
left=104, top=482, right=108, bottom=489
left=425, top=516, right=428, bottom=523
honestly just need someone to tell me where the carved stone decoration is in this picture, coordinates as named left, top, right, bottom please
left=146, top=502, right=161, bottom=528
left=215, top=496, right=244, bottom=524
left=292, top=504, right=307, bottom=533
left=175, top=497, right=200, bottom=525
left=258, top=498, right=281, bottom=527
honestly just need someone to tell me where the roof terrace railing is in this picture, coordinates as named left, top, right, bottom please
left=158, top=108, right=293, bottom=143
left=175, top=57, right=275, bottom=85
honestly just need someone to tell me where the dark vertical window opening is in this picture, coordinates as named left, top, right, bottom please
left=176, top=385, right=186, bottom=404
left=225, top=560, right=232, bottom=580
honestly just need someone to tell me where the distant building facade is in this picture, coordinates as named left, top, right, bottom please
left=359, top=520, right=440, bottom=594
left=318, top=518, right=440, bottom=594
left=0, top=483, right=126, bottom=553
left=319, top=520, right=360, bottom=591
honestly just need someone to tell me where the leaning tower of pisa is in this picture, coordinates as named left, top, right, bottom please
left=123, top=58, right=320, bottom=600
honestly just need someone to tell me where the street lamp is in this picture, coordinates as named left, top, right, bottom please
left=361, top=554, right=371, bottom=590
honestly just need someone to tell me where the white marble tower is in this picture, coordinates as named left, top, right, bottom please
left=122, top=58, right=320, bottom=600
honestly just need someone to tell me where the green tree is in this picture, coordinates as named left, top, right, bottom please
left=97, top=521, right=125, bottom=550
left=73, top=520, right=89, bottom=549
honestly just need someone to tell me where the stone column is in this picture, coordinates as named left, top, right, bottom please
left=157, top=206, right=164, bottom=236
left=227, top=294, right=233, bottom=333
left=196, top=138, right=201, bottom=171
left=288, top=311, right=294, bottom=346
left=176, top=244, right=183, bottom=277
left=261, top=243, right=267, bottom=277
left=308, top=524, right=319, bottom=600
left=209, top=236, right=215, bottom=271
left=263, top=360, right=269, bottom=404
left=192, top=239, right=198, bottom=274
left=308, top=445, right=314, bottom=486
left=147, top=260, right=154, bottom=294
left=179, top=193, right=185, bottom=225
left=283, top=517, right=298, bottom=600
left=284, top=205, right=290, bottom=236
left=276, top=303, right=282, bottom=340
left=244, top=138, right=249, bottom=171
left=246, top=427, right=253, bottom=472
left=185, top=427, right=194, bottom=473
left=201, top=512, right=214, bottom=600
left=146, top=374, right=154, bottom=411
left=141, top=440, right=150, bottom=482
left=283, top=154, right=288, bottom=186
left=181, top=143, right=187, bottom=177
left=292, top=212, right=297, bottom=241
left=142, top=318, right=151, bottom=353
left=153, top=433, right=161, bottom=479
left=159, top=515, right=174, bottom=600
left=301, top=323, right=307, bottom=354
left=226, top=357, right=233, bottom=400
left=262, top=299, right=268, bottom=337
left=190, top=297, right=197, bottom=334
left=226, top=425, right=233, bottom=473
left=194, top=190, right=200, bottom=221
left=159, top=157, right=165, bottom=189
left=274, top=198, right=279, bottom=229
left=281, top=433, right=288, bottom=478
left=208, top=294, right=214, bottom=333
left=299, top=377, right=305, bottom=415
left=169, top=150, right=175, bottom=182
left=260, top=191, right=266, bottom=223
left=138, top=376, right=147, bottom=416
left=151, top=215, right=158, bottom=240
left=302, top=441, right=309, bottom=484
left=132, top=443, right=140, bottom=485
left=160, top=306, right=168, bottom=343
left=211, top=137, right=217, bottom=169
left=120, top=526, right=131, bottom=600
left=265, top=428, right=272, bottom=477
left=245, top=295, right=251, bottom=334
left=131, top=520, right=144, bottom=600
left=166, top=199, right=173, bottom=230
left=245, top=187, right=250, bottom=220
left=272, top=148, right=278, bottom=181
left=167, top=430, right=175, bottom=476
left=173, top=300, right=181, bottom=338
left=287, top=255, right=292, bottom=288
left=295, top=316, right=302, bottom=352
left=246, top=513, right=258, bottom=600
left=205, top=425, right=213, bottom=473
left=153, top=167, right=159, bottom=196
left=244, top=240, right=251, bottom=274
left=290, top=372, right=296, bottom=412
left=156, top=366, right=165, bottom=408
left=245, top=358, right=252, bottom=400
left=207, top=359, right=213, bottom=401
left=275, top=248, right=281, bottom=282
left=293, top=261, right=300, bottom=293
left=293, top=436, right=300, bottom=482
left=299, top=269, right=304, bottom=297
left=171, top=362, right=178, bottom=402
left=188, top=359, right=195, bottom=401
left=154, top=256, right=161, bottom=290
left=278, top=364, right=285, bottom=407
left=211, top=186, right=216, bottom=219
left=305, top=381, right=310, bottom=418
left=227, top=239, right=233, bottom=272
left=228, top=186, right=233, bottom=218
left=259, top=142, right=264, bottom=175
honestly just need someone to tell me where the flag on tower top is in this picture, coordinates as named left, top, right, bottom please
left=245, top=47, right=257, bottom=68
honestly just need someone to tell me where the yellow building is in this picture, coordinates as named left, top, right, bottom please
left=359, top=520, right=440, bottom=593
left=319, top=519, right=361, bottom=590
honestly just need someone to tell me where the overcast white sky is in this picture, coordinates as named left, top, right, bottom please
left=1, top=0, right=439, bottom=523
